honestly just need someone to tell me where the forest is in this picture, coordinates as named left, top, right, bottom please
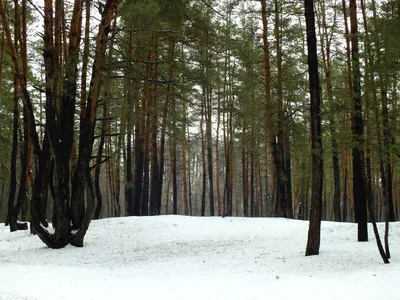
left=0, top=0, right=399, bottom=252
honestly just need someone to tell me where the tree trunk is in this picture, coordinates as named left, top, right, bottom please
left=200, top=100, right=207, bottom=216
left=260, top=0, right=277, bottom=217
left=242, top=127, right=248, bottom=217
left=350, top=0, right=368, bottom=242
left=182, top=102, right=189, bottom=216
left=317, top=1, right=341, bottom=222
left=206, top=81, right=214, bottom=217
left=94, top=23, right=114, bottom=219
left=305, top=0, right=324, bottom=256
left=171, top=92, right=178, bottom=215
left=159, top=40, right=175, bottom=215
left=273, top=0, right=287, bottom=218
left=149, top=36, right=161, bottom=216
left=284, top=135, right=293, bottom=219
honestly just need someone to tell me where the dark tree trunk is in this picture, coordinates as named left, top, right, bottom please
left=260, top=0, right=276, bottom=217
left=242, top=144, right=248, bottom=217
left=126, top=132, right=134, bottom=215
left=171, top=138, right=178, bottom=215
left=332, top=139, right=341, bottom=222
left=182, top=103, right=189, bottom=216
left=284, top=134, right=293, bottom=219
left=223, top=142, right=232, bottom=217
left=171, top=95, right=178, bottom=215
left=159, top=40, right=175, bottom=215
left=149, top=36, right=161, bottom=216
left=1, top=0, right=120, bottom=248
left=274, top=136, right=286, bottom=217
left=93, top=126, right=106, bottom=220
left=273, top=0, right=287, bottom=219
left=305, top=0, right=324, bottom=256
left=206, top=87, right=214, bottom=217
left=7, top=72, right=19, bottom=232
left=14, top=105, right=30, bottom=227
left=141, top=149, right=149, bottom=216
left=132, top=122, right=144, bottom=216
left=350, top=0, right=368, bottom=242
left=250, top=128, right=255, bottom=217
left=201, top=113, right=207, bottom=217
left=14, top=0, right=29, bottom=229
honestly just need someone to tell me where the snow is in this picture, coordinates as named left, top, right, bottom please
left=1, top=216, right=399, bottom=300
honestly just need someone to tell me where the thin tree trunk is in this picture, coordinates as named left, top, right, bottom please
left=150, top=35, right=161, bottom=216
left=206, top=82, right=214, bottom=217
left=125, top=31, right=134, bottom=216
left=6, top=0, right=20, bottom=232
left=242, top=126, right=248, bottom=217
left=159, top=40, right=175, bottom=215
left=215, top=81, right=222, bottom=216
left=200, top=100, right=207, bottom=216
left=171, top=91, right=178, bottom=215
left=182, top=102, right=189, bottom=216
left=94, top=19, right=115, bottom=219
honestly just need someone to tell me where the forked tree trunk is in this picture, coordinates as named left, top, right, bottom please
left=1, top=0, right=118, bottom=248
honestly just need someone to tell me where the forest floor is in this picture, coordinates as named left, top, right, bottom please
left=1, top=216, right=400, bottom=299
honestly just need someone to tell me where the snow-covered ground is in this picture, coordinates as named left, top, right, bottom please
left=1, top=216, right=399, bottom=300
